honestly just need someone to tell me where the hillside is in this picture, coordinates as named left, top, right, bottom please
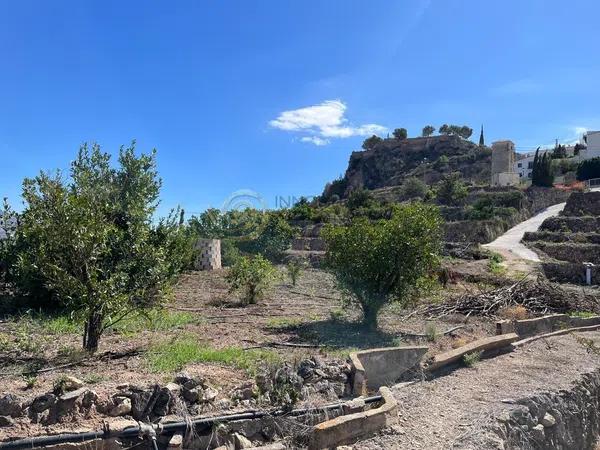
left=322, top=134, right=491, bottom=199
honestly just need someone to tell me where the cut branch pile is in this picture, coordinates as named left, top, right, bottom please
left=421, top=278, right=599, bottom=319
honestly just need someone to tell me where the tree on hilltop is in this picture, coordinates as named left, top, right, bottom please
left=393, top=128, right=408, bottom=140
left=422, top=125, right=435, bottom=137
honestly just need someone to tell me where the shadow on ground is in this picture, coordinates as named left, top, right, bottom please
left=280, top=318, right=401, bottom=350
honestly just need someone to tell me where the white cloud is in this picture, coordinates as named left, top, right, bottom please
left=300, top=136, right=329, bottom=146
left=269, top=100, right=386, bottom=146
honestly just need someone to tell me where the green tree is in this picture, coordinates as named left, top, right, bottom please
left=346, top=188, right=374, bottom=210
left=286, top=259, right=305, bottom=286
left=254, top=214, right=296, bottom=262
left=226, top=254, right=277, bottom=305
left=459, top=126, right=473, bottom=139
left=439, top=124, right=451, bottom=135
left=577, top=157, right=600, bottom=181
left=322, top=203, right=442, bottom=330
left=436, top=173, right=469, bottom=205
left=393, top=128, right=408, bottom=140
left=12, top=143, right=190, bottom=352
left=422, top=125, right=435, bottom=137
left=532, top=150, right=554, bottom=187
left=362, top=135, right=383, bottom=150
left=552, top=144, right=567, bottom=159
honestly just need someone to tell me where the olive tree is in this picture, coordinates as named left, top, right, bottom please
left=322, top=203, right=442, bottom=330
left=13, top=143, right=191, bottom=352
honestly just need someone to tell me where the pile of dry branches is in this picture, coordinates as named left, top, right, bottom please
left=421, top=277, right=599, bottom=319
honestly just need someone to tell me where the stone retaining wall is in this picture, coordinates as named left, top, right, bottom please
left=493, top=369, right=600, bottom=449
left=542, top=261, right=600, bottom=285
left=540, top=216, right=600, bottom=233
left=562, top=191, right=600, bottom=216
left=531, top=242, right=600, bottom=264
left=496, top=314, right=600, bottom=337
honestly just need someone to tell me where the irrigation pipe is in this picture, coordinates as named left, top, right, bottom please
left=0, top=395, right=383, bottom=449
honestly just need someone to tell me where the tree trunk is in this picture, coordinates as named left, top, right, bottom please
left=83, top=310, right=103, bottom=353
left=362, top=304, right=379, bottom=331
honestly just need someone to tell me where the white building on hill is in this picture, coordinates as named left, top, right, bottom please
left=580, top=131, right=600, bottom=161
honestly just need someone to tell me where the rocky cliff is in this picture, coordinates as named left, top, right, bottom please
left=323, top=135, right=491, bottom=199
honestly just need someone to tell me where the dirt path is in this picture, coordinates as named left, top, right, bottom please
left=483, top=203, right=566, bottom=263
left=355, top=331, right=600, bottom=450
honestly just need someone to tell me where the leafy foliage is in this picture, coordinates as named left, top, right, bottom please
left=226, top=254, right=278, bottom=305
left=322, top=203, right=442, bottom=329
left=422, top=125, right=435, bottom=137
left=10, top=142, right=188, bottom=352
left=577, top=157, right=600, bottom=181
left=253, top=214, right=296, bottom=261
left=393, top=128, right=408, bottom=140
left=532, top=149, right=554, bottom=187
left=286, top=259, right=305, bottom=286
left=439, top=124, right=473, bottom=139
left=401, top=177, right=429, bottom=199
left=436, top=173, right=469, bottom=206
left=362, top=134, right=383, bottom=150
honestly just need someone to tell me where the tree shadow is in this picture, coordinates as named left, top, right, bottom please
left=284, top=318, right=400, bottom=350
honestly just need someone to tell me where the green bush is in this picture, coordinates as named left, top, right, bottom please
left=402, top=177, right=428, bottom=199
left=254, top=214, right=296, bottom=262
left=577, top=157, right=600, bottom=181
left=286, top=259, right=305, bottom=286
left=226, top=255, right=278, bottom=305
left=221, top=238, right=242, bottom=266
left=436, top=173, right=468, bottom=206
left=10, top=143, right=188, bottom=352
left=322, top=203, right=442, bottom=330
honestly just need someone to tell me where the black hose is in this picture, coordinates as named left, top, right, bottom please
left=0, top=395, right=383, bottom=450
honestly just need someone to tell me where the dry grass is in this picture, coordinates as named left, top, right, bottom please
left=498, top=305, right=528, bottom=321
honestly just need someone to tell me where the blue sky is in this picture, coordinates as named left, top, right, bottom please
left=1, top=0, right=599, bottom=216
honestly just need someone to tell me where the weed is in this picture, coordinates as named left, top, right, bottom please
left=425, top=323, right=437, bottom=342
left=463, top=350, right=483, bottom=367
left=570, top=311, right=597, bottom=319
left=498, top=305, right=528, bottom=321
left=40, top=315, right=80, bottom=334
left=57, top=345, right=89, bottom=363
left=23, top=375, right=37, bottom=390
left=487, top=252, right=506, bottom=275
left=84, top=373, right=105, bottom=385
left=146, top=335, right=280, bottom=374
left=574, top=335, right=600, bottom=355
left=286, top=260, right=305, bottom=286
left=0, top=333, right=10, bottom=352
left=52, top=375, right=71, bottom=395
left=329, top=308, right=345, bottom=322
left=451, top=337, right=469, bottom=349
left=266, top=317, right=303, bottom=330
left=110, top=310, right=199, bottom=336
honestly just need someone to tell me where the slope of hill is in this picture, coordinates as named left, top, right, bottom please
left=323, top=134, right=491, bottom=199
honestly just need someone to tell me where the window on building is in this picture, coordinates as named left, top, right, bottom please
left=518, top=163, right=522, bottom=168
left=528, top=162, right=533, bottom=169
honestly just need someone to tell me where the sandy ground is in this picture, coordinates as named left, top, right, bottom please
left=355, top=331, right=600, bottom=450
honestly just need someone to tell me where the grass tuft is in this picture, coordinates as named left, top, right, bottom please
left=145, top=335, right=280, bottom=374
left=463, top=350, right=483, bottom=367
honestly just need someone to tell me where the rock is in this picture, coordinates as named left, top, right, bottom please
left=0, top=393, right=23, bottom=417
left=168, top=432, right=183, bottom=450
left=59, top=387, right=88, bottom=402
left=165, top=382, right=181, bottom=396
left=153, top=386, right=174, bottom=417
left=0, top=415, right=14, bottom=427
left=232, top=381, right=255, bottom=400
left=216, top=399, right=232, bottom=410
left=540, top=412, right=556, bottom=427
left=531, top=424, right=545, bottom=441
left=343, top=397, right=365, bottom=414
left=183, top=386, right=203, bottom=403
left=109, top=397, right=132, bottom=417
left=61, top=376, right=84, bottom=392
left=82, top=390, right=99, bottom=409
left=130, top=387, right=157, bottom=420
left=29, top=393, right=57, bottom=414
left=202, top=387, right=218, bottom=403
left=232, top=432, right=253, bottom=449
left=175, top=372, right=205, bottom=390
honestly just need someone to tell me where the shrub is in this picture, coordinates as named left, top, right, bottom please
left=11, top=143, right=188, bottom=352
left=346, top=188, right=374, bottom=210
left=463, top=351, right=482, bottom=367
left=425, top=323, right=437, bottom=342
left=254, top=214, right=296, bottom=262
left=577, top=157, right=600, bottom=181
left=288, top=197, right=314, bottom=221
left=221, top=238, right=242, bottom=266
left=402, top=177, right=428, bottom=199
left=226, top=255, right=277, bottom=305
left=286, top=260, right=305, bottom=286
left=436, top=173, right=468, bottom=206
left=322, top=203, right=442, bottom=330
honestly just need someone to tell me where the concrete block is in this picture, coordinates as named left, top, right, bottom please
left=496, top=314, right=570, bottom=338
left=427, top=333, right=518, bottom=372
left=512, top=324, right=600, bottom=348
left=350, top=346, right=428, bottom=395
left=310, top=387, right=397, bottom=449
left=195, top=239, right=221, bottom=270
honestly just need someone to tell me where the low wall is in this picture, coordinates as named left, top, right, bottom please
left=525, top=186, right=571, bottom=215
left=310, top=387, right=397, bottom=449
left=540, top=216, right=600, bottom=233
left=542, top=261, right=600, bottom=285
left=350, top=346, right=428, bottom=395
left=531, top=242, right=600, bottom=264
left=493, top=369, right=600, bottom=449
left=426, top=333, right=518, bottom=372
left=523, top=231, right=600, bottom=245
left=562, top=191, right=600, bottom=216
left=498, top=314, right=600, bottom=338
left=444, top=219, right=508, bottom=244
